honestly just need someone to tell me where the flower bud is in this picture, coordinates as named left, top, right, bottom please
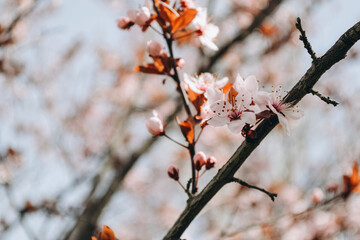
left=145, top=110, right=164, bottom=136
left=117, top=17, right=134, bottom=30
left=194, top=152, right=206, bottom=171
left=127, top=7, right=151, bottom=27
left=167, top=166, right=179, bottom=181
left=176, top=58, right=186, bottom=69
left=311, top=188, right=324, bottom=204
left=147, top=40, right=164, bottom=57
left=205, top=156, right=216, bottom=170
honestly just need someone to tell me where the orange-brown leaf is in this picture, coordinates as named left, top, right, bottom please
left=178, top=119, right=194, bottom=144
left=91, top=237, right=98, bottom=240
left=171, top=9, right=197, bottom=33
left=99, top=225, right=116, bottom=240
left=158, top=4, right=177, bottom=25
left=134, top=64, right=162, bottom=75
left=187, top=88, right=205, bottom=115
left=222, top=82, right=233, bottom=94
left=350, top=162, right=359, bottom=185
left=343, top=162, right=360, bottom=197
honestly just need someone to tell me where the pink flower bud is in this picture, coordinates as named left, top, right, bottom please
left=205, top=156, right=216, bottom=170
left=168, top=166, right=179, bottom=181
left=311, top=188, right=324, bottom=204
left=127, top=7, right=151, bottom=27
left=194, top=152, right=206, bottom=171
left=176, top=58, right=186, bottom=69
left=117, top=17, right=134, bottom=30
left=145, top=110, right=164, bottom=136
left=147, top=40, right=164, bottom=57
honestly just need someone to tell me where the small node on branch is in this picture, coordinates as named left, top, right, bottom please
left=296, top=17, right=318, bottom=63
left=230, top=177, right=278, bottom=201
left=310, top=89, right=339, bottom=106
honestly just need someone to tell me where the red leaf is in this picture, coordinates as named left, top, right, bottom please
left=187, top=88, right=205, bottom=116
left=171, top=9, right=197, bottom=33
left=222, top=82, right=233, bottom=94
left=177, top=119, right=194, bottom=144
left=343, top=162, right=360, bottom=197
left=99, top=225, right=116, bottom=240
left=158, top=4, right=177, bottom=25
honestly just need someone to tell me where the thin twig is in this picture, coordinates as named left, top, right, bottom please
left=230, top=177, right=277, bottom=201
left=295, top=17, right=318, bottom=62
left=164, top=133, right=188, bottom=148
left=310, top=89, right=339, bottom=106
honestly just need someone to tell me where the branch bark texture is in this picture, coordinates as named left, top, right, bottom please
left=163, top=20, right=360, bottom=240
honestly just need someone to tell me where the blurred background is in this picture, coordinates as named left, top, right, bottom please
left=1, top=0, right=360, bottom=239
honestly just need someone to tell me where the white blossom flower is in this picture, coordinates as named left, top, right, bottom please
left=256, top=86, right=304, bottom=135
left=207, top=86, right=256, bottom=133
left=201, top=87, right=224, bottom=120
left=184, top=73, right=228, bottom=94
left=145, top=110, right=164, bottom=136
left=193, top=8, right=219, bottom=51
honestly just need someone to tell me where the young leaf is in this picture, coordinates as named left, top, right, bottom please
left=171, top=9, right=197, bottom=33
left=177, top=119, right=194, bottom=144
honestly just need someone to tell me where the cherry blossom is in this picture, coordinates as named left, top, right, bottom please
left=256, top=86, right=304, bottom=135
left=147, top=40, right=164, bottom=57
left=205, top=156, right=216, bottom=169
left=193, top=151, right=207, bottom=170
left=184, top=72, right=228, bottom=94
left=193, top=8, right=219, bottom=51
left=117, top=17, right=133, bottom=30
left=206, top=85, right=256, bottom=133
left=127, top=6, right=151, bottom=27
left=145, top=110, right=165, bottom=136
left=200, top=87, right=224, bottom=120
left=168, top=166, right=179, bottom=181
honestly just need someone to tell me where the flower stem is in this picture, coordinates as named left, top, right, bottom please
left=163, top=133, right=188, bottom=148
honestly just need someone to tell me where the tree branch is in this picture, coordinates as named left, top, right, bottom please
left=295, top=17, right=318, bottom=62
left=230, top=177, right=277, bottom=201
left=310, top=89, right=339, bottom=106
left=163, top=20, right=360, bottom=240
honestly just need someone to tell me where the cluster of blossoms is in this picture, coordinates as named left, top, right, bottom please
left=118, top=0, right=303, bottom=193
left=117, top=0, right=219, bottom=51
left=147, top=73, right=304, bottom=136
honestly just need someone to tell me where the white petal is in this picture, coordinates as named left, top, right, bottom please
left=277, top=114, right=290, bottom=136
left=227, top=120, right=245, bottom=133
left=241, top=111, right=256, bottom=124
left=210, top=100, right=232, bottom=117
left=244, top=75, right=258, bottom=93
left=215, top=77, right=228, bottom=89
left=199, top=36, right=218, bottom=51
left=205, top=24, right=219, bottom=39
left=208, top=116, right=229, bottom=126
left=184, top=74, right=203, bottom=94
left=254, top=91, right=271, bottom=106
left=268, top=103, right=279, bottom=115
left=282, top=107, right=304, bottom=119
left=205, top=88, right=223, bottom=104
